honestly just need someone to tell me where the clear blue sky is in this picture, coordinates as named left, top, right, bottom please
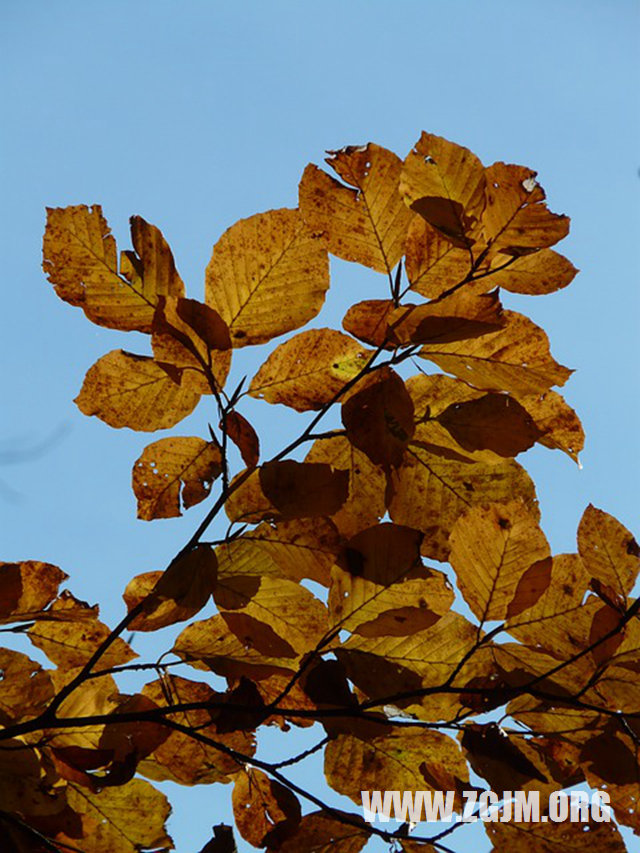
left=1, top=2, right=639, bottom=851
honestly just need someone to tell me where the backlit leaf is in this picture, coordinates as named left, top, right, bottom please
left=0, top=560, right=67, bottom=624
left=388, top=442, right=538, bottom=561
left=75, top=349, right=200, bottom=431
left=132, top=436, right=222, bottom=520
left=419, top=310, right=572, bottom=395
left=225, top=411, right=260, bottom=468
left=249, top=329, right=371, bottom=411
left=43, top=205, right=184, bottom=332
left=270, top=810, right=369, bottom=853
left=305, top=436, right=387, bottom=537
left=404, top=214, right=472, bottom=298
left=232, top=769, right=301, bottom=848
left=449, top=500, right=551, bottom=623
left=482, top=247, right=578, bottom=295
left=400, top=132, right=486, bottom=247
left=299, top=143, right=411, bottom=274
left=151, top=296, right=232, bottom=394
left=437, top=393, right=541, bottom=457
left=205, top=208, right=329, bottom=346
left=515, top=389, right=584, bottom=463
left=578, top=505, right=640, bottom=603
left=482, top=162, right=570, bottom=255
left=342, top=368, right=414, bottom=471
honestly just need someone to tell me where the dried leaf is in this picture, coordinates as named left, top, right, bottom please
left=404, top=214, right=472, bottom=298
left=299, top=143, right=412, bottom=274
left=419, top=310, right=572, bottom=395
left=482, top=162, right=570, bottom=255
left=132, top=436, right=222, bottom=520
left=437, top=393, right=541, bottom=457
left=249, top=329, right=371, bottom=411
left=205, top=208, right=329, bottom=346
left=43, top=205, right=184, bottom=332
left=75, top=349, right=200, bottom=431
left=482, top=248, right=578, bottom=295
left=401, top=133, right=486, bottom=247
left=342, top=369, right=414, bottom=471
left=270, top=810, right=369, bottom=853
left=578, top=505, right=640, bottom=603
left=225, top=411, right=260, bottom=468
left=0, top=561, right=68, bottom=624
left=151, top=296, right=232, bottom=394
left=232, top=769, right=301, bottom=847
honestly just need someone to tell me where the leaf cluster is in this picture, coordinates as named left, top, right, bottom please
left=1, top=133, right=638, bottom=852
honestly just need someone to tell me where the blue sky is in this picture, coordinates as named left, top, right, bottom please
left=1, top=1, right=639, bottom=851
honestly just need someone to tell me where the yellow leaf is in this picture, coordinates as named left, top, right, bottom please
left=404, top=214, right=472, bottom=298
left=217, top=576, right=329, bottom=659
left=389, top=442, right=538, bottom=561
left=232, top=768, right=301, bottom=848
left=28, top=594, right=136, bottom=669
left=305, top=436, right=389, bottom=538
left=0, top=649, right=54, bottom=723
left=325, top=728, right=469, bottom=806
left=151, top=296, right=232, bottom=394
left=173, top=613, right=298, bottom=680
left=515, top=389, right=584, bottom=463
left=449, top=501, right=551, bottom=623
left=205, top=208, right=329, bottom=346
left=484, top=815, right=626, bottom=853
left=139, top=676, right=254, bottom=785
left=298, top=143, right=412, bottom=274
left=75, top=349, right=200, bottom=431
left=400, top=133, right=486, bottom=247
left=132, top=436, right=222, bottom=520
left=578, top=505, right=640, bottom=603
left=482, top=248, right=578, bottom=295
left=59, top=778, right=173, bottom=853
left=419, top=309, right=572, bottom=395
left=43, top=205, right=184, bottom=332
left=249, top=329, right=371, bottom=411
left=0, top=560, right=67, bottom=624
left=481, top=162, right=570, bottom=255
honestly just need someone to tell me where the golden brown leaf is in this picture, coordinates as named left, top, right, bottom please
left=400, top=132, right=486, bottom=247
left=515, top=389, right=584, bottom=463
left=132, top=436, right=222, bottom=520
left=0, top=649, right=54, bottom=724
left=481, top=162, right=570, bottom=255
left=58, top=778, right=173, bottom=853
left=28, top=593, right=136, bottom=669
left=578, top=505, right=640, bottom=603
left=173, top=613, right=298, bottom=681
left=580, top=727, right=640, bottom=833
left=404, top=214, right=472, bottom=298
left=387, top=290, right=505, bottom=346
left=43, top=205, right=184, bottom=332
left=249, top=329, right=371, bottom=411
left=325, top=728, right=469, bottom=806
left=151, top=296, right=232, bottom=394
left=437, top=393, right=541, bottom=458
left=123, top=545, right=217, bottom=631
left=342, top=368, right=414, bottom=471
left=205, top=208, right=329, bottom=346
left=217, top=576, right=328, bottom=659
left=449, top=501, right=551, bottom=623
left=245, top=517, right=342, bottom=586
left=388, top=442, right=538, bottom=561
left=482, top=247, right=578, bottom=294
left=419, top=309, right=572, bottom=395
left=225, top=461, right=349, bottom=523
left=75, top=349, right=200, bottom=431
left=270, top=810, right=370, bottom=853
left=138, top=676, right=253, bottom=785
left=0, top=560, right=67, bottom=624
left=298, top=143, right=412, bottom=274
left=225, top=411, right=260, bottom=468
left=342, top=300, right=397, bottom=349
left=305, top=436, right=386, bottom=537
left=232, top=769, right=301, bottom=848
